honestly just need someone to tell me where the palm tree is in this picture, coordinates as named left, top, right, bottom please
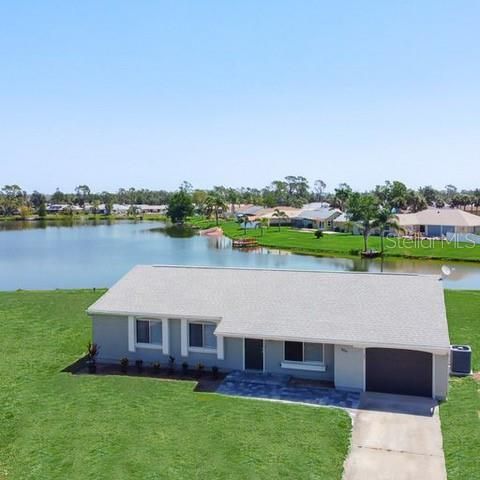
left=272, top=209, right=288, bottom=232
left=259, top=217, right=269, bottom=236
left=205, top=194, right=227, bottom=226
left=238, top=214, right=250, bottom=235
left=372, top=207, right=403, bottom=254
left=346, top=193, right=379, bottom=252
left=473, top=189, right=480, bottom=214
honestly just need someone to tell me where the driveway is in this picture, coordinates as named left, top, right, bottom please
left=343, top=392, right=447, bottom=480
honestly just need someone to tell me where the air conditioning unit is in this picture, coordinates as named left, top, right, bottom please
left=450, top=345, right=472, bottom=376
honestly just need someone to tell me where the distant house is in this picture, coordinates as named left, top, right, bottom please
left=292, top=208, right=342, bottom=229
left=46, top=203, right=68, bottom=213
left=396, top=208, right=480, bottom=237
left=94, top=203, right=130, bottom=215
left=88, top=265, right=450, bottom=399
left=332, top=212, right=354, bottom=233
left=255, top=207, right=302, bottom=226
left=135, top=204, right=167, bottom=214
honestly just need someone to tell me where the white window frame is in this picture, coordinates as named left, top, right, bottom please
left=188, top=321, right=217, bottom=354
left=281, top=341, right=326, bottom=372
left=135, top=318, right=164, bottom=350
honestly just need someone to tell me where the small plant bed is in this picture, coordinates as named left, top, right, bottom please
left=70, top=358, right=226, bottom=393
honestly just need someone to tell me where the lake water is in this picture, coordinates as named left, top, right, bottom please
left=0, top=219, right=479, bottom=290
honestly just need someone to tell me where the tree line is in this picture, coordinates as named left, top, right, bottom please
left=1, top=179, right=480, bottom=219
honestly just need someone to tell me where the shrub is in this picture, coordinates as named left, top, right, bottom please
left=212, top=365, right=219, bottom=379
left=314, top=229, right=323, bottom=238
left=152, top=361, right=161, bottom=372
left=120, top=357, right=129, bottom=373
left=196, top=363, right=205, bottom=378
left=135, top=359, right=143, bottom=372
left=182, top=361, right=189, bottom=374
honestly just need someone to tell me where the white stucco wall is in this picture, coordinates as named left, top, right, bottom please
left=334, top=345, right=365, bottom=392
left=434, top=353, right=449, bottom=400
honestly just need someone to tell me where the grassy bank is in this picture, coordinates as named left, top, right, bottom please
left=192, top=219, right=480, bottom=262
left=0, top=290, right=351, bottom=480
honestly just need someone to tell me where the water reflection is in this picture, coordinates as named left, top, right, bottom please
left=0, top=219, right=478, bottom=290
left=149, top=225, right=196, bottom=238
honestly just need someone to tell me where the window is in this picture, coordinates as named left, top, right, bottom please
left=284, top=341, right=323, bottom=363
left=136, top=319, right=162, bottom=346
left=189, top=322, right=217, bottom=350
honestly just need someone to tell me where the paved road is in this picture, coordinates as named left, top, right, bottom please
left=343, top=392, right=447, bottom=480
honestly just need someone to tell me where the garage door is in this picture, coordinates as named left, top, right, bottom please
left=366, top=348, right=432, bottom=397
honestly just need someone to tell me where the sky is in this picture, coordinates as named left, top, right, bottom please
left=1, top=1, right=479, bottom=193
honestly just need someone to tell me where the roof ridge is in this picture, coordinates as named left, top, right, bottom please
left=146, top=264, right=438, bottom=279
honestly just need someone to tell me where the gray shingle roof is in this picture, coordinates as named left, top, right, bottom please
left=294, top=208, right=342, bottom=222
left=87, top=265, right=450, bottom=352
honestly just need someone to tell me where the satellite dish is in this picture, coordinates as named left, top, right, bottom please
left=441, top=265, right=453, bottom=277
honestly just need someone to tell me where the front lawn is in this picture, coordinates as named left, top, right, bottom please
left=0, top=290, right=351, bottom=480
left=206, top=220, right=480, bottom=262
left=440, top=290, right=480, bottom=480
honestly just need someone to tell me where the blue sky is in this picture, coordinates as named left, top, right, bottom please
left=1, top=1, right=479, bottom=193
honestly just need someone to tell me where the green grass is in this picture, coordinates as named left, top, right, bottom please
left=195, top=219, right=480, bottom=262
left=440, top=290, right=480, bottom=480
left=1, top=288, right=479, bottom=480
left=0, top=290, right=351, bottom=480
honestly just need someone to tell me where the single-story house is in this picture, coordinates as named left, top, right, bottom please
left=292, top=208, right=343, bottom=229
left=87, top=266, right=450, bottom=399
left=135, top=204, right=167, bottom=214
left=396, top=208, right=480, bottom=237
left=254, top=207, right=302, bottom=225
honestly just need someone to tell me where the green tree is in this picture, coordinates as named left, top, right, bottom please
left=225, top=188, right=240, bottom=214
left=272, top=208, right=288, bottom=232
left=205, top=194, right=227, bottom=226
left=418, top=185, right=438, bottom=206
left=167, top=185, right=194, bottom=224
left=92, top=199, right=100, bottom=215
left=19, top=205, right=31, bottom=220
left=374, top=180, right=408, bottom=211
left=372, top=207, right=403, bottom=254
left=74, top=185, right=91, bottom=206
left=236, top=214, right=250, bottom=235
left=0, top=185, right=24, bottom=216
left=38, top=199, right=47, bottom=217
left=192, top=190, right=208, bottom=215
left=259, top=217, right=269, bottom=236
left=314, top=179, right=326, bottom=202
left=406, top=190, right=428, bottom=213
left=30, top=190, right=45, bottom=209
left=473, top=189, right=480, bottom=214
left=51, top=188, right=66, bottom=204
left=346, top=193, right=379, bottom=252
left=127, top=205, right=137, bottom=217
left=333, top=183, right=352, bottom=210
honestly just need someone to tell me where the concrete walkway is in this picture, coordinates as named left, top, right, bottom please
left=343, top=392, right=447, bottom=480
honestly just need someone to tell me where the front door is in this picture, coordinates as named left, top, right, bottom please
left=244, top=338, right=263, bottom=371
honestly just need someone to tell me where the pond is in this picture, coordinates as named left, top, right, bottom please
left=0, top=219, right=479, bottom=290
